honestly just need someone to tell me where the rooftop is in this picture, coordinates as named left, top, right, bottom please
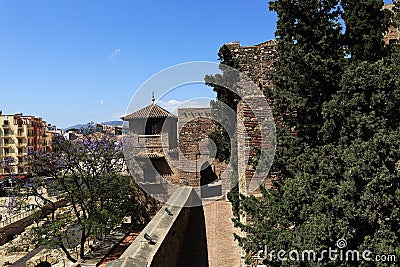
left=122, top=103, right=177, bottom=120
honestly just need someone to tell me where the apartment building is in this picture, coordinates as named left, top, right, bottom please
left=0, top=113, right=52, bottom=176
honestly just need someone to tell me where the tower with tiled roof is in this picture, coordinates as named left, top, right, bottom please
left=122, top=95, right=179, bottom=192
left=122, top=94, right=178, bottom=151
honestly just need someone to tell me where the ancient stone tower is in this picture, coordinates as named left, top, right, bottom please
left=122, top=98, right=231, bottom=200
left=178, top=107, right=232, bottom=198
left=122, top=97, right=180, bottom=200
left=223, top=40, right=278, bottom=197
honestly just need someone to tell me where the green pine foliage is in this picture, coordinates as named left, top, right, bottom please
left=269, top=0, right=343, bottom=146
left=233, top=1, right=400, bottom=266
left=342, top=0, right=392, bottom=61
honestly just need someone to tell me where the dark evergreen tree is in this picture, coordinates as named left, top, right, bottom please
left=233, top=1, right=400, bottom=266
left=269, top=0, right=343, bottom=146
left=341, top=0, right=392, bottom=61
left=322, top=60, right=400, bottom=144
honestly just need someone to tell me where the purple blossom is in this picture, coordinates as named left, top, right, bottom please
left=5, top=157, right=14, bottom=165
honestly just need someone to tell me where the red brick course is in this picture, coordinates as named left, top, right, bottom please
left=203, top=200, right=241, bottom=267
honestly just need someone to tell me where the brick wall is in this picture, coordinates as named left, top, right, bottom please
left=178, top=108, right=220, bottom=187
left=226, top=41, right=278, bottom=267
left=237, top=97, right=274, bottom=197
left=223, top=41, right=278, bottom=197
left=224, top=40, right=277, bottom=95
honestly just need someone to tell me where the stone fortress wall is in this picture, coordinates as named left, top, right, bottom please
left=177, top=108, right=231, bottom=198
left=224, top=40, right=277, bottom=95
left=224, top=41, right=278, bottom=196
left=178, top=108, right=218, bottom=187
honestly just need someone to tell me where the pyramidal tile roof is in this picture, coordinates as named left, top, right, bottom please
left=121, top=103, right=177, bottom=120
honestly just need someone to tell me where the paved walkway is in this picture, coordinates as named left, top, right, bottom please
left=79, top=232, right=126, bottom=266
left=203, top=199, right=241, bottom=267
left=11, top=245, right=45, bottom=267
left=97, top=230, right=141, bottom=267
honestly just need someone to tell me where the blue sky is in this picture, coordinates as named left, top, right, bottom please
left=0, top=0, right=277, bottom=128
left=0, top=0, right=393, bottom=128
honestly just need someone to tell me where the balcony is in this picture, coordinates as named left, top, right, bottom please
left=2, top=152, right=13, bottom=157
left=137, top=134, right=163, bottom=148
left=2, top=143, right=11, bottom=148
left=125, top=133, right=171, bottom=159
left=2, top=123, right=10, bottom=128
left=16, top=143, right=26, bottom=148
left=16, top=129, right=24, bottom=136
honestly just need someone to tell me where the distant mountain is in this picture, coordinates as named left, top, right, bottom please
left=64, top=124, right=87, bottom=131
left=64, top=121, right=123, bottom=130
left=101, top=120, right=124, bottom=126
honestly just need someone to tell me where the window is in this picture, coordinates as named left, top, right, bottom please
left=145, top=120, right=159, bottom=135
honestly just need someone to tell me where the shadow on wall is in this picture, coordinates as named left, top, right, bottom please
left=200, top=162, right=221, bottom=198
left=35, top=262, right=51, bottom=267
left=176, top=204, right=209, bottom=267
left=130, top=184, right=161, bottom=226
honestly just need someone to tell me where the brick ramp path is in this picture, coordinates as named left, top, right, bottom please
left=203, top=199, right=241, bottom=267
left=97, top=230, right=141, bottom=267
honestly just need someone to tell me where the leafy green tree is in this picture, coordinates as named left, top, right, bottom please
left=22, top=128, right=139, bottom=263
left=394, top=1, right=400, bottom=28
left=269, top=0, right=343, bottom=146
left=233, top=1, right=400, bottom=266
left=322, top=60, right=400, bottom=144
left=341, top=0, right=392, bottom=61
left=205, top=44, right=241, bottom=162
left=0, top=158, right=14, bottom=197
left=236, top=131, right=400, bottom=266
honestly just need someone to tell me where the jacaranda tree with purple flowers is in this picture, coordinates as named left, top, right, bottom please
left=0, top=157, right=14, bottom=197
left=21, top=127, right=138, bottom=263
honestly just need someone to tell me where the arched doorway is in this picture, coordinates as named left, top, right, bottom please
left=200, top=162, right=220, bottom=198
left=200, top=162, right=217, bottom=186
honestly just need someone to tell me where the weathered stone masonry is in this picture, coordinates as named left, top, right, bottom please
left=225, top=41, right=278, bottom=196
left=224, top=40, right=277, bottom=94
left=178, top=108, right=230, bottom=197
